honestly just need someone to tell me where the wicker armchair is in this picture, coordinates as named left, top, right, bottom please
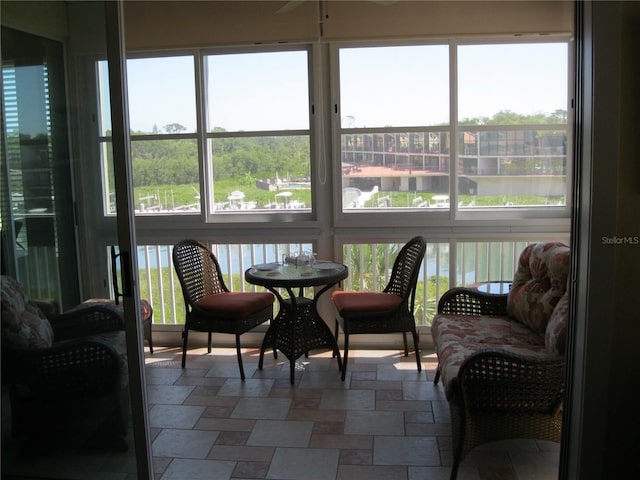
left=172, top=239, right=274, bottom=379
left=332, top=236, right=426, bottom=380
left=431, top=242, right=569, bottom=480
left=1, top=275, right=129, bottom=450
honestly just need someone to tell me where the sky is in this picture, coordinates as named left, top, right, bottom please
left=117, top=42, right=568, bottom=134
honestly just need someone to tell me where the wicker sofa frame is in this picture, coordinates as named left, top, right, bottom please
left=431, top=242, right=569, bottom=480
left=436, top=289, right=565, bottom=479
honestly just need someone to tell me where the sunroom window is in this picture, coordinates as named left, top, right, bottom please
left=204, top=49, right=312, bottom=215
left=99, top=48, right=313, bottom=217
left=336, top=41, right=570, bottom=214
left=90, top=37, right=572, bottom=331
left=457, top=43, right=569, bottom=210
left=338, top=44, right=450, bottom=210
left=99, top=55, right=200, bottom=215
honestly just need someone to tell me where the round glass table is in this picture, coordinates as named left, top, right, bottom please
left=245, top=261, right=348, bottom=384
left=474, top=281, right=512, bottom=294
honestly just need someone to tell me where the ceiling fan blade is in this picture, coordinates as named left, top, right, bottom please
left=276, top=0, right=306, bottom=14
left=277, top=0, right=396, bottom=15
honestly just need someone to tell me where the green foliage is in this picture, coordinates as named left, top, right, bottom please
left=137, top=265, right=185, bottom=325
left=213, top=179, right=310, bottom=207
left=415, top=275, right=450, bottom=323
left=130, top=135, right=310, bottom=189
left=126, top=111, right=565, bottom=210
left=129, top=135, right=312, bottom=209
left=460, top=109, right=568, bottom=126
left=342, top=242, right=447, bottom=326
left=133, top=183, right=200, bottom=210
left=211, top=135, right=310, bottom=181
left=343, top=243, right=400, bottom=290
left=131, top=139, right=199, bottom=187
left=362, top=191, right=563, bottom=208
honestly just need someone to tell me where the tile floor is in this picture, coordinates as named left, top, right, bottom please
left=2, top=346, right=560, bottom=479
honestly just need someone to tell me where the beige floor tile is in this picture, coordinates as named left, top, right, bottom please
left=374, top=435, right=441, bottom=466
left=208, top=444, right=275, bottom=462
left=160, top=457, right=235, bottom=479
left=2, top=348, right=560, bottom=480
left=344, top=410, right=405, bottom=435
left=319, top=388, right=376, bottom=410
left=337, top=464, right=408, bottom=480
left=231, top=397, right=292, bottom=420
left=149, top=404, right=206, bottom=429
left=267, top=447, right=340, bottom=480
left=247, top=419, right=314, bottom=447
left=152, top=428, right=218, bottom=459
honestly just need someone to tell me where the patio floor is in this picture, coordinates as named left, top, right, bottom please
left=2, top=346, right=560, bottom=479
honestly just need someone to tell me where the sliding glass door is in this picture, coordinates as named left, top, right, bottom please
left=1, top=26, right=79, bottom=307
left=1, top=1, right=152, bottom=478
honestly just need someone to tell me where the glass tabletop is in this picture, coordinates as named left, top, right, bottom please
left=475, top=281, right=512, bottom=294
left=245, top=262, right=348, bottom=288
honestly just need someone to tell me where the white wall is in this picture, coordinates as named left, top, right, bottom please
left=123, top=0, right=573, bottom=49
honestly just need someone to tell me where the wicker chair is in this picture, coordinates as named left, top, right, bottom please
left=110, top=246, right=154, bottom=353
left=172, top=239, right=274, bottom=379
left=331, top=236, right=426, bottom=380
left=79, top=246, right=154, bottom=353
left=1, top=275, right=129, bottom=449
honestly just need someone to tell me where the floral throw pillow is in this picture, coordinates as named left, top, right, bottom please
left=507, top=242, right=570, bottom=334
left=545, top=290, right=569, bottom=355
left=1, top=275, right=54, bottom=349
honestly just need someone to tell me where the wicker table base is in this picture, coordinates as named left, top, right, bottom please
left=246, top=263, right=348, bottom=384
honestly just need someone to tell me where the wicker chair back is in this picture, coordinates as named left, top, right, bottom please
left=173, top=239, right=229, bottom=305
left=332, top=236, right=427, bottom=380
left=383, top=235, right=427, bottom=310
left=172, top=239, right=273, bottom=378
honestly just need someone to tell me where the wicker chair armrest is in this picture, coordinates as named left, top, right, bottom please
left=4, top=338, right=122, bottom=395
left=456, top=349, right=565, bottom=415
left=50, top=305, right=125, bottom=341
left=437, top=287, right=508, bottom=316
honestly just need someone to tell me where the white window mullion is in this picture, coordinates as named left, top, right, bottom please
left=195, top=51, right=209, bottom=220
left=449, top=39, right=459, bottom=222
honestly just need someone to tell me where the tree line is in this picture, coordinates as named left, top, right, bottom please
left=129, top=125, right=309, bottom=188
left=127, top=109, right=567, bottom=188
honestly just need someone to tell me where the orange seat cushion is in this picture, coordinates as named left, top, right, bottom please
left=195, top=292, right=274, bottom=319
left=332, top=291, right=403, bottom=316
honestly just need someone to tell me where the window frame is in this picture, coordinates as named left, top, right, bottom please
left=100, top=45, right=319, bottom=226
left=331, top=37, right=574, bottom=230
left=201, top=44, right=317, bottom=224
left=120, top=43, right=317, bottom=225
left=98, top=50, right=204, bottom=220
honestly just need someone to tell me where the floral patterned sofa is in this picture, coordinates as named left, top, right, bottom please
left=1, top=275, right=130, bottom=450
left=430, top=242, right=570, bottom=480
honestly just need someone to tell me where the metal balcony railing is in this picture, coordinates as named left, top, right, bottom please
left=127, top=238, right=557, bottom=328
